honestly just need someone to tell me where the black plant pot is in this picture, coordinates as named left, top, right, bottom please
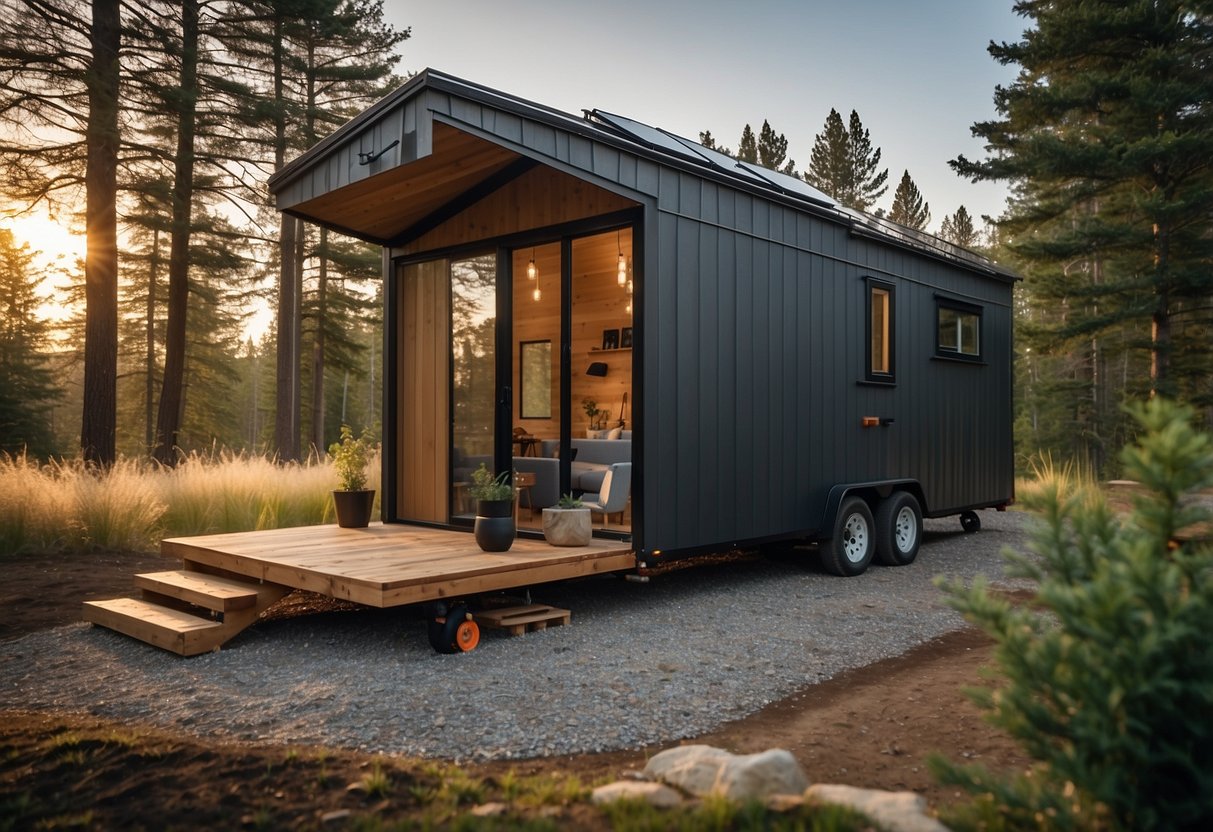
left=474, top=498, right=515, bottom=552
left=333, top=489, right=375, bottom=528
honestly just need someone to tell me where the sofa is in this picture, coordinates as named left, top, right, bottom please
left=539, top=437, right=632, bottom=494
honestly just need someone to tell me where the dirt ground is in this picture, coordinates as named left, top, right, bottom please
left=0, top=549, right=1029, bottom=827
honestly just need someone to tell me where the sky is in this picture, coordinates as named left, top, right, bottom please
left=381, top=0, right=1026, bottom=229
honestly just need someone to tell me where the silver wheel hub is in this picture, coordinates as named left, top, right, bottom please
left=842, top=513, right=869, bottom=563
left=895, top=506, right=917, bottom=552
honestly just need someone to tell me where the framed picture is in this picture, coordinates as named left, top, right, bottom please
left=620, top=326, right=633, bottom=348
left=602, top=328, right=620, bottom=350
left=519, top=340, right=552, bottom=418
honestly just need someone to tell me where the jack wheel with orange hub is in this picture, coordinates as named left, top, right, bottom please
left=426, top=602, right=480, bottom=654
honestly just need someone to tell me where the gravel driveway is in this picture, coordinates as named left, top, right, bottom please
left=0, top=510, right=1030, bottom=760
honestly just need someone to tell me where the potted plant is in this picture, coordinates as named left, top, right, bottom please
left=329, top=425, right=375, bottom=528
left=542, top=493, right=592, bottom=546
left=469, top=463, right=515, bottom=552
left=582, top=398, right=610, bottom=438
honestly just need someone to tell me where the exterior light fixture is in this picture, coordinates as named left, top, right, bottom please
left=532, top=269, right=541, bottom=302
left=527, top=248, right=537, bottom=281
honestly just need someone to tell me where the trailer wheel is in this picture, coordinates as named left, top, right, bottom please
left=823, top=497, right=875, bottom=576
left=960, top=510, right=981, bottom=533
left=427, top=603, right=480, bottom=654
left=875, top=492, right=922, bottom=566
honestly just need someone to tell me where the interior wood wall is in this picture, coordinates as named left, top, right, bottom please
left=512, top=229, right=634, bottom=441
left=401, top=165, right=636, bottom=254
left=398, top=260, right=449, bottom=522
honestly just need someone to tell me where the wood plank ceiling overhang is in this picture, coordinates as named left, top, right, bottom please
left=274, top=121, right=523, bottom=245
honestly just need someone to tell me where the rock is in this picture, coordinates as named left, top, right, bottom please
left=470, top=802, right=508, bottom=817
left=643, top=745, right=809, bottom=802
left=320, top=809, right=351, bottom=825
left=716, top=749, right=809, bottom=801
left=806, top=784, right=950, bottom=832
left=591, top=781, right=684, bottom=809
left=643, top=745, right=731, bottom=796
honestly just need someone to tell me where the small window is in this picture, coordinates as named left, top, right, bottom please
left=866, top=279, right=894, bottom=381
left=937, top=302, right=981, bottom=359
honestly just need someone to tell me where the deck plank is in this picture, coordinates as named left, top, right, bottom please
left=161, top=523, right=634, bottom=607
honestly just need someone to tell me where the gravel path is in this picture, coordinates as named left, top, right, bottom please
left=0, top=510, right=1030, bottom=761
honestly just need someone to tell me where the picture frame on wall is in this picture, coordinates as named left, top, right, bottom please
left=620, top=326, right=633, bottom=348
left=602, top=328, right=620, bottom=350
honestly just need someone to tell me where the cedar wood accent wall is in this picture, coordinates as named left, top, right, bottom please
left=398, top=260, right=449, bottom=523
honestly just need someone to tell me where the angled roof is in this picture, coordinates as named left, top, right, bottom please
left=270, top=68, right=1014, bottom=280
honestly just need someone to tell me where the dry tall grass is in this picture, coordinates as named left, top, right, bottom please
left=0, top=450, right=379, bottom=556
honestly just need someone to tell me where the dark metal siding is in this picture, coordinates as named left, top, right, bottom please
left=642, top=188, right=1013, bottom=556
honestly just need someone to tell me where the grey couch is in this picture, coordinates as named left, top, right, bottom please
left=539, top=437, right=632, bottom=494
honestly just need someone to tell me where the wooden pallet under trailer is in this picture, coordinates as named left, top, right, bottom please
left=83, top=522, right=635, bottom=656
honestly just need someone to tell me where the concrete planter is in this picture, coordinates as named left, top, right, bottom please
left=542, top=507, right=592, bottom=546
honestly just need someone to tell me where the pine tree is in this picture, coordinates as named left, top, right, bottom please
left=952, top=0, right=1213, bottom=413
left=939, top=205, right=977, bottom=248
left=805, top=108, right=888, bottom=212
left=757, top=119, right=794, bottom=174
left=887, top=170, right=930, bottom=230
left=736, top=124, right=757, bottom=163
left=0, top=230, right=61, bottom=456
left=697, top=130, right=731, bottom=155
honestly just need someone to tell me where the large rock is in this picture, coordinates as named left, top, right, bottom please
left=591, top=781, right=684, bottom=809
left=643, top=745, right=809, bottom=802
left=643, top=745, right=732, bottom=796
left=806, top=784, right=951, bottom=832
left=716, top=749, right=810, bottom=801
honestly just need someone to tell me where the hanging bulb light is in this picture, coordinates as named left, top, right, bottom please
left=527, top=247, right=537, bottom=281
left=532, top=270, right=541, bottom=302
left=625, top=299, right=632, bottom=315
left=626, top=278, right=633, bottom=296
left=617, top=231, right=627, bottom=286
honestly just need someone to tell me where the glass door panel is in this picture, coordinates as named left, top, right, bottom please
left=450, top=253, right=497, bottom=522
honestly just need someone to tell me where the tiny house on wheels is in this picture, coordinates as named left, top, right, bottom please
left=269, top=69, right=1016, bottom=577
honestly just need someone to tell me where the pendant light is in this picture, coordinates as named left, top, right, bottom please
left=616, top=231, right=627, bottom=286
left=526, top=247, right=537, bottom=281
left=532, top=268, right=541, bottom=302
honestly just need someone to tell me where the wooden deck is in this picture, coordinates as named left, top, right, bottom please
left=163, top=522, right=637, bottom=607
left=84, top=523, right=635, bottom=655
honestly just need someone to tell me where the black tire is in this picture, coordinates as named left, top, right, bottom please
left=960, top=510, right=981, bottom=533
left=427, top=602, right=470, bottom=654
left=875, top=492, right=922, bottom=566
left=822, top=496, right=875, bottom=577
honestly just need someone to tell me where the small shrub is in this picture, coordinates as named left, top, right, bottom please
left=934, top=398, right=1213, bottom=831
left=328, top=425, right=373, bottom=491
left=468, top=463, right=512, bottom=502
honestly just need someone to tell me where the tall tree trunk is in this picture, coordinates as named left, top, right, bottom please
left=145, top=227, right=161, bottom=450
left=1151, top=221, right=1172, bottom=399
left=272, top=12, right=300, bottom=462
left=310, top=228, right=327, bottom=455
left=152, top=0, right=200, bottom=465
left=80, top=0, right=121, bottom=467
left=275, top=214, right=301, bottom=460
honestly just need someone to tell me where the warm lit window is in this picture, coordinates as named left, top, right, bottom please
left=937, top=302, right=981, bottom=358
left=867, top=280, right=894, bottom=381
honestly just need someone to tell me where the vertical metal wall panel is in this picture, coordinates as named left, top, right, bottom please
left=674, top=217, right=701, bottom=545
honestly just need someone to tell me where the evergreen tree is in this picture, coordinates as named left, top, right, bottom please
left=939, top=205, right=977, bottom=248
left=887, top=170, right=930, bottom=230
left=952, top=0, right=1213, bottom=415
left=736, top=124, right=757, bottom=163
left=698, top=130, right=730, bottom=155
left=757, top=119, right=795, bottom=174
left=0, top=230, right=60, bottom=456
left=805, top=108, right=888, bottom=212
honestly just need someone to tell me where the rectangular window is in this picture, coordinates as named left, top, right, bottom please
left=937, top=302, right=981, bottom=359
left=867, top=280, right=894, bottom=381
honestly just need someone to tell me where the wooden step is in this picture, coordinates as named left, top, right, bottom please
left=134, top=570, right=262, bottom=613
left=473, top=604, right=571, bottom=636
left=83, top=598, right=225, bottom=657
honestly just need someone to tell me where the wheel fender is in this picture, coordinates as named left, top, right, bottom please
left=819, top=480, right=925, bottom=538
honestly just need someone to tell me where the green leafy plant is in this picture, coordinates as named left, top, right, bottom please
left=328, top=425, right=371, bottom=492
left=933, top=398, right=1213, bottom=831
left=582, top=397, right=605, bottom=430
left=556, top=493, right=583, bottom=509
left=468, top=463, right=512, bottom=502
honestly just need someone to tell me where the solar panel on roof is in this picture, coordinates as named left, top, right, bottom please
left=735, top=161, right=834, bottom=208
left=589, top=110, right=708, bottom=166
left=663, top=133, right=774, bottom=187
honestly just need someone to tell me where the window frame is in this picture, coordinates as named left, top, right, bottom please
left=934, top=296, right=983, bottom=362
left=865, top=278, right=896, bottom=384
